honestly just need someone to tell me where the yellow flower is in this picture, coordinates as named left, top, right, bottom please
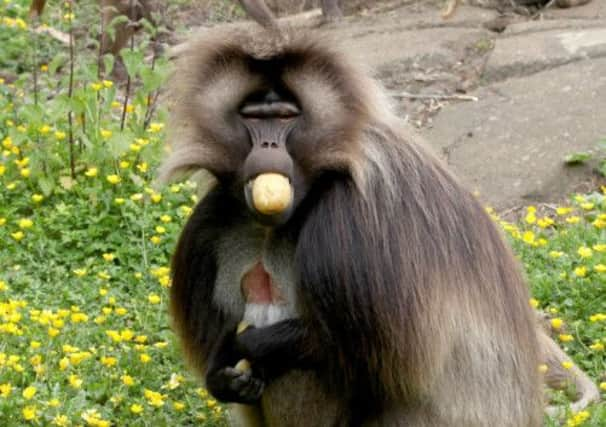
left=22, top=405, right=37, bottom=421
left=22, top=385, right=37, bottom=399
left=148, top=122, right=164, bottom=133
left=170, top=184, right=181, bottom=193
left=577, top=246, right=593, bottom=258
left=574, top=266, right=587, bottom=277
left=549, top=251, right=564, bottom=258
left=130, top=403, right=144, bottom=414
left=180, top=205, right=193, bottom=216
left=140, top=353, right=151, bottom=363
left=0, top=218, right=5, bottom=226
left=100, top=356, right=117, bottom=367
left=130, top=193, right=143, bottom=202
left=120, top=329, right=134, bottom=341
left=0, top=383, right=12, bottom=397
left=114, top=197, right=125, bottom=205
left=47, top=398, right=60, bottom=407
left=566, top=410, right=590, bottom=427
left=90, top=82, right=103, bottom=91
left=0, top=165, right=5, bottom=176
left=600, top=382, right=606, bottom=391
left=15, top=157, right=29, bottom=168
left=18, top=218, right=33, bottom=229
left=52, top=415, right=69, bottom=426
left=97, top=271, right=110, bottom=280
left=589, top=342, right=604, bottom=351
left=55, top=131, right=66, bottom=140
left=174, top=401, right=186, bottom=411
left=119, top=161, right=130, bottom=169
left=83, top=167, right=98, bottom=179
left=148, top=294, right=161, bottom=304
left=102, top=252, right=115, bottom=262
left=70, top=313, right=88, bottom=323
left=39, top=125, right=52, bottom=134
left=137, top=162, right=148, bottom=173
left=69, top=374, right=82, bottom=388
left=593, top=244, right=606, bottom=252
left=111, top=101, right=121, bottom=109
left=561, top=361, right=573, bottom=370
left=126, top=104, right=134, bottom=113
left=144, top=389, right=165, bottom=407
left=11, top=231, right=25, bottom=241
left=537, top=217, right=554, bottom=228
left=160, top=215, right=172, bottom=223
left=589, top=313, right=606, bottom=322
left=594, top=264, right=606, bottom=273
left=150, top=235, right=161, bottom=245
left=100, top=129, right=112, bottom=139
left=102, top=80, right=113, bottom=89
left=593, top=218, right=606, bottom=229
left=151, top=193, right=162, bottom=203
left=566, top=216, right=581, bottom=224
left=31, top=194, right=44, bottom=203
left=524, top=212, right=536, bottom=224
left=20, top=168, right=30, bottom=178
left=73, top=268, right=87, bottom=277
left=580, top=202, right=594, bottom=210
left=106, top=174, right=121, bottom=185
left=115, top=307, right=127, bottom=315
left=0, top=280, right=8, bottom=291
left=559, top=334, right=574, bottom=343
left=158, top=276, right=170, bottom=287
left=550, top=318, right=563, bottom=330
left=122, top=374, right=135, bottom=386
left=155, top=226, right=166, bottom=234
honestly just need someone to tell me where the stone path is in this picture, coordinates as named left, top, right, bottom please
left=319, top=0, right=606, bottom=208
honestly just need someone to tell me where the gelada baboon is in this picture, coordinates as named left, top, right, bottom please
left=161, top=24, right=548, bottom=426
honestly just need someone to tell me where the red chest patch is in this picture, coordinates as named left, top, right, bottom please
left=241, top=262, right=282, bottom=304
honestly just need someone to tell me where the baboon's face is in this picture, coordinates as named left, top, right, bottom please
left=190, top=52, right=363, bottom=225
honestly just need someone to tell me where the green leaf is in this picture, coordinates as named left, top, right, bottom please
left=48, top=53, right=68, bottom=75
left=564, top=152, right=591, bottom=165
left=107, top=130, right=133, bottom=157
left=38, top=176, right=55, bottom=196
left=120, top=49, right=145, bottom=79
left=102, top=53, right=115, bottom=77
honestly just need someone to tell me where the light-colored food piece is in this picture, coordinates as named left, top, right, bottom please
left=235, top=359, right=252, bottom=373
left=237, top=321, right=250, bottom=335
left=252, top=173, right=292, bottom=215
left=235, top=322, right=252, bottom=373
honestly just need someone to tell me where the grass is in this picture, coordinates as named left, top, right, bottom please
left=0, top=0, right=604, bottom=426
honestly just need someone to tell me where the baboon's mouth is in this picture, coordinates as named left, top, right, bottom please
left=241, top=262, right=284, bottom=304
left=243, top=177, right=294, bottom=226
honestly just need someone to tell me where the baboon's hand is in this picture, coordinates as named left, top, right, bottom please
left=206, top=366, right=265, bottom=404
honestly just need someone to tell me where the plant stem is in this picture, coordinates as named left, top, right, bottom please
left=67, top=0, right=76, bottom=179
left=120, top=0, right=136, bottom=132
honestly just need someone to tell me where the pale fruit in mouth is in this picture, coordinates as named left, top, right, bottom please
left=251, top=173, right=292, bottom=215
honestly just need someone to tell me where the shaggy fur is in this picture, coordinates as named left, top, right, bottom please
left=164, top=25, right=544, bottom=426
